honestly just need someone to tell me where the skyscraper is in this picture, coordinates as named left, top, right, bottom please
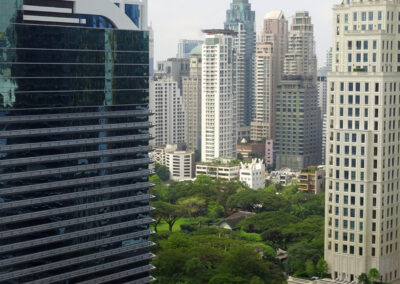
left=225, top=0, right=256, bottom=129
left=0, top=1, right=154, bottom=283
left=275, top=11, right=321, bottom=171
left=150, top=73, right=185, bottom=146
left=251, top=10, right=288, bottom=142
left=318, top=66, right=330, bottom=165
left=177, top=39, right=204, bottom=59
left=325, top=1, right=400, bottom=283
left=157, top=58, right=189, bottom=90
left=182, top=45, right=202, bottom=153
left=201, top=30, right=237, bottom=162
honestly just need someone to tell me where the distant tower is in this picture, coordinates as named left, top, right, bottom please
left=225, top=0, right=256, bottom=128
left=325, top=1, right=400, bottom=283
left=201, top=30, right=237, bottom=162
left=275, top=11, right=321, bottom=171
left=251, top=10, right=288, bottom=142
left=177, top=39, right=204, bottom=59
left=150, top=73, right=185, bottom=146
left=149, top=24, right=154, bottom=76
left=182, top=45, right=202, bottom=153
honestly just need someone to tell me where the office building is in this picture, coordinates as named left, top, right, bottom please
left=324, top=1, right=400, bottom=283
left=251, top=10, right=288, bottom=142
left=150, top=73, right=185, bottom=146
left=0, top=0, right=154, bottom=283
left=239, top=159, right=266, bottom=190
left=149, top=24, right=155, bottom=76
left=182, top=45, right=202, bottom=153
left=201, top=30, right=237, bottom=162
left=225, top=0, right=256, bottom=128
left=275, top=11, right=321, bottom=171
left=177, top=39, right=204, bottom=59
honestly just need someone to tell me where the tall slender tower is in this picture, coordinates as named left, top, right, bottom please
left=225, top=0, right=256, bottom=129
left=275, top=11, right=321, bottom=171
left=325, top=1, right=400, bottom=283
left=0, top=0, right=154, bottom=283
left=251, top=11, right=288, bottom=142
left=183, top=45, right=202, bottom=153
left=201, top=30, right=237, bottom=162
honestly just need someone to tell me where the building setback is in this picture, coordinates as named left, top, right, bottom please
left=275, top=11, right=321, bottom=171
left=325, top=0, right=400, bottom=283
left=182, top=45, right=202, bottom=153
left=201, top=30, right=237, bottom=162
left=0, top=0, right=154, bottom=283
left=225, top=0, right=256, bottom=128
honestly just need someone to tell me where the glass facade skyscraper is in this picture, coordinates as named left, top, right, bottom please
left=0, top=0, right=154, bottom=283
left=225, top=0, right=256, bottom=128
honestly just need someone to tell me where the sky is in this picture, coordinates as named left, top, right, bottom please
left=149, top=0, right=338, bottom=67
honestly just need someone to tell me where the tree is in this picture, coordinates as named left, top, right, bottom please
left=358, top=273, right=370, bottom=284
left=151, top=201, right=184, bottom=232
left=207, top=201, right=225, bottom=220
left=305, top=260, right=315, bottom=277
left=155, top=163, right=170, bottom=181
left=178, top=197, right=207, bottom=218
left=368, top=268, right=381, bottom=283
left=316, top=258, right=328, bottom=277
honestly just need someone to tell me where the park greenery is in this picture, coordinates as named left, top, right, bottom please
left=150, top=174, right=329, bottom=283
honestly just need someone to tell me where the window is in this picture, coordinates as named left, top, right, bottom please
left=362, top=12, right=367, bottom=21
left=353, top=12, right=358, bottom=21
left=369, top=11, right=374, bottom=21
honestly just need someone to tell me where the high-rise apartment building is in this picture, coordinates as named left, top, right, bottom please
left=325, top=1, right=400, bottom=283
left=225, top=0, right=256, bottom=128
left=275, top=11, right=321, bottom=171
left=318, top=66, right=330, bottom=165
left=157, top=58, right=189, bottom=90
left=182, top=45, right=202, bottom=153
left=0, top=0, right=154, bottom=283
left=251, top=11, right=288, bottom=142
left=177, top=39, right=204, bottom=59
left=201, top=30, right=237, bottom=162
left=150, top=73, right=185, bottom=146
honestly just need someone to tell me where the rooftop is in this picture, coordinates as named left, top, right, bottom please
left=202, top=29, right=237, bottom=36
left=265, top=10, right=284, bottom=20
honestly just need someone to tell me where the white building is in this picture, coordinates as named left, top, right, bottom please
left=196, top=163, right=240, bottom=181
left=150, top=73, right=185, bottom=146
left=201, top=29, right=237, bottom=162
left=151, top=144, right=195, bottom=181
left=325, top=1, right=400, bottom=283
left=240, top=159, right=266, bottom=190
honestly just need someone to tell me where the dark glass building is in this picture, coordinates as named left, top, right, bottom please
left=0, top=0, right=154, bottom=283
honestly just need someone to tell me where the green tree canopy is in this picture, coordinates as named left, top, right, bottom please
left=155, top=163, right=170, bottom=181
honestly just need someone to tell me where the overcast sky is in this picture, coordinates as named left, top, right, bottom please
left=149, top=0, right=338, bottom=67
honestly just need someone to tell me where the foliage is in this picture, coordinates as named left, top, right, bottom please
left=151, top=178, right=326, bottom=282
left=155, top=163, right=170, bottom=181
left=316, top=258, right=328, bottom=277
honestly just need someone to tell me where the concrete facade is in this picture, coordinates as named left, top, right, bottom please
left=325, top=1, right=400, bottom=283
left=201, top=30, right=237, bottom=162
left=239, top=159, right=266, bottom=190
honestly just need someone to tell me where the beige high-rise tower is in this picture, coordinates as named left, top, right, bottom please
left=182, top=45, right=202, bottom=153
left=251, top=11, right=288, bottom=142
left=325, top=0, right=400, bottom=283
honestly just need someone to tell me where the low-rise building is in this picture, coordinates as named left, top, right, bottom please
left=237, top=139, right=266, bottom=160
left=151, top=144, right=195, bottom=181
left=196, top=161, right=240, bottom=181
left=297, top=166, right=325, bottom=194
left=268, top=168, right=298, bottom=186
left=239, top=159, right=266, bottom=190
left=265, top=139, right=275, bottom=167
